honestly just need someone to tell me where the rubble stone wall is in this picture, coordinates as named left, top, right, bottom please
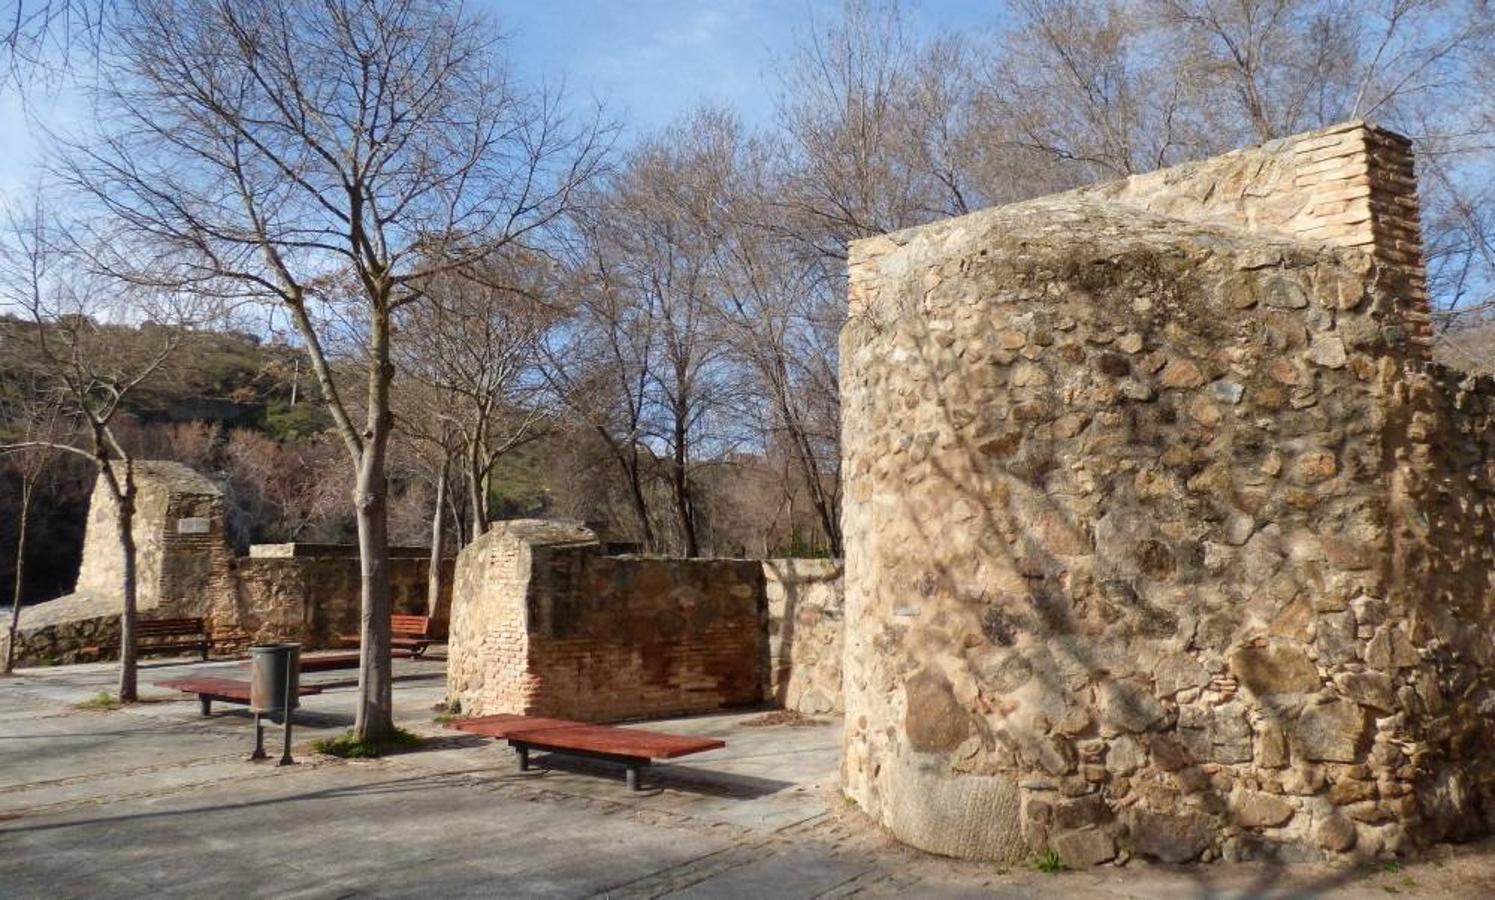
left=234, top=552, right=452, bottom=650
left=764, top=558, right=845, bottom=715
left=1075, top=121, right=1430, bottom=351
left=839, top=122, right=1494, bottom=865
left=6, top=463, right=451, bottom=663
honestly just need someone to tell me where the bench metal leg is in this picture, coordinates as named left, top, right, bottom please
left=198, top=695, right=212, bottom=717
left=626, top=763, right=640, bottom=792
left=516, top=744, right=530, bottom=772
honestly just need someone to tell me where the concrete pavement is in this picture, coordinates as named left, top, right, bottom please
left=2, top=655, right=1493, bottom=898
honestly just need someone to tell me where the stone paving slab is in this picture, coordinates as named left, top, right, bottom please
left=4, top=659, right=1495, bottom=898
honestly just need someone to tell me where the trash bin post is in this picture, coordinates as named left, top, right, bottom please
left=279, top=655, right=295, bottom=766
left=251, top=713, right=268, bottom=761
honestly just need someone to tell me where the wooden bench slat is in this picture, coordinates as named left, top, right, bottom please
left=514, top=725, right=726, bottom=760
left=235, top=649, right=414, bottom=672
left=155, top=676, right=322, bottom=702
left=451, top=714, right=587, bottom=739
left=336, top=614, right=432, bottom=657
left=449, top=714, right=726, bottom=760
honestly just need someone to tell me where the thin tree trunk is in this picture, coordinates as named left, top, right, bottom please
left=4, top=480, right=33, bottom=674
left=467, top=448, right=486, bottom=538
left=445, top=487, right=468, bottom=548
left=672, top=414, right=699, bottom=558
left=115, top=483, right=139, bottom=702
left=595, top=425, right=655, bottom=549
left=789, top=425, right=842, bottom=557
left=426, top=462, right=447, bottom=620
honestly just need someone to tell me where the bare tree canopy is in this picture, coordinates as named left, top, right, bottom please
left=54, top=0, right=607, bottom=737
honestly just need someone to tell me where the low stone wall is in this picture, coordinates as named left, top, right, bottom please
left=7, top=463, right=453, bottom=662
left=235, top=552, right=452, bottom=649
left=2, top=594, right=120, bottom=667
left=447, top=523, right=847, bottom=722
left=764, top=559, right=844, bottom=714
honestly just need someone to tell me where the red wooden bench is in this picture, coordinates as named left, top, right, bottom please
left=154, top=675, right=322, bottom=716
left=337, top=614, right=432, bottom=658
left=237, top=649, right=414, bottom=672
left=449, top=713, right=726, bottom=791
left=85, top=617, right=214, bottom=661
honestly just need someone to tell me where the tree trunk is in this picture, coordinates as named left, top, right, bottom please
left=595, top=426, right=655, bottom=549
left=426, top=462, right=447, bottom=620
left=672, top=414, right=699, bottom=557
left=790, top=425, right=842, bottom=557
left=4, top=479, right=33, bottom=674
left=115, top=483, right=139, bottom=702
left=353, top=456, right=394, bottom=740
left=354, top=303, right=396, bottom=743
left=466, top=447, right=487, bottom=539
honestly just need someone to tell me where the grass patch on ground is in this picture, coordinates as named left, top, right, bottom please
left=312, top=727, right=423, bottom=759
left=431, top=699, right=460, bottom=725
left=1032, top=849, right=1065, bottom=874
left=73, top=691, right=123, bottom=711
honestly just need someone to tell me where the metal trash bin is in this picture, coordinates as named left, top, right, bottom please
left=248, top=642, right=301, bottom=765
left=249, top=642, right=301, bottom=714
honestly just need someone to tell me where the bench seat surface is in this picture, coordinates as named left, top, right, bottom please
left=154, top=676, right=323, bottom=701
left=236, top=649, right=414, bottom=672
left=451, top=714, right=725, bottom=760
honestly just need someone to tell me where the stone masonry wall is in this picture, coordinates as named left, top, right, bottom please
left=446, top=520, right=604, bottom=714
left=234, top=552, right=452, bottom=650
left=72, top=460, right=235, bottom=619
left=6, top=461, right=237, bottom=666
left=839, top=122, right=1494, bottom=866
left=447, top=523, right=847, bottom=722
left=447, top=521, right=768, bottom=722
left=764, top=558, right=845, bottom=715
left=6, top=464, right=451, bottom=663
left=1076, top=122, right=1430, bottom=352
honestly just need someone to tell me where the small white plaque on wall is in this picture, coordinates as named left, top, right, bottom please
left=177, top=517, right=210, bottom=535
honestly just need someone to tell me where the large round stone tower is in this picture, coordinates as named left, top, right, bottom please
left=838, top=123, right=1495, bottom=864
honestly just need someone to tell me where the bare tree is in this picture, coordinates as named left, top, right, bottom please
left=0, top=372, right=65, bottom=673
left=544, top=216, right=662, bottom=550
left=0, top=203, right=196, bottom=699
left=60, top=0, right=606, bottom=739
left=398, top=258, right=560, bottom=538
left=0, top=0, right=109, bottom=89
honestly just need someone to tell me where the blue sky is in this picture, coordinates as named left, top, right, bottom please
left=0, top=1, right=1005, bottom=198
left=494, top=1, right=998, bottom=130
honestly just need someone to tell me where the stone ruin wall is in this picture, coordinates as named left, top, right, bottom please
left=6, top=461, right=238, bottom=665
left=447, top=520, right=598, bottom=716
left=765, top=558, right=845, bottom=715
left=1075, top=121, right=1430, bottom=352
left=447, top=522, right=846, bottom=721
left=839, top=122, right=1495, bottom=866
left=233, top=551, right=451, bottom=650
left=4, top=461, right=450, bottom=664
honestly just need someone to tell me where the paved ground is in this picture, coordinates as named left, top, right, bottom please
left=3, top=655, right=1495, bottom=898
